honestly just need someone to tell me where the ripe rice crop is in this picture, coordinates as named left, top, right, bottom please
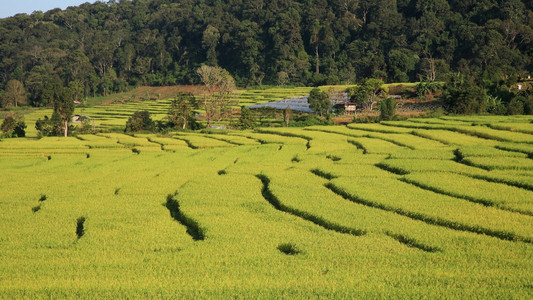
left=388, top=148, right=457, bottom=160
left=377, top=158, right=487, bottom=175
left=462, top=156, right=533, bottom=171
left=411, top=129, right=499, bottom=146
left=229, top=131, right=308, bottom=145
left=174, top=132, right=236, bottom=148
left=1, top=115, right=532, bottom=298
left=488, top=123, right=533, bottom=134
left=495, top=142, right=533, bottom=156
left=347, top=123, right=414, bottom=133
left=329, top=176, right=533, bottom=242
left=453, top=125, right=533, bottom=143
left=456, top=145, right=528, bottom=158
left=403, top=172, right=533, bottom=215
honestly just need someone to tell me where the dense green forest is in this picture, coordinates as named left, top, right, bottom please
left=0, top=0, right=532, bottom=107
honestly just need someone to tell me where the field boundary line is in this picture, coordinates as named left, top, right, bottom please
left=256, top=174, right=365, bottom=237
left=165, top=191, right=205, bottom=241
left=325, top=182, right=533, bottom=244
left=399, top=177, right=533, bottom=217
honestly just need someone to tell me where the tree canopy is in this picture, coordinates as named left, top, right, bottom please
left=125, top=111, right=155, bottom=133
left=0, top=0, right=530, bottom=106
left=308, top=88, right=331, bottom=117
left=168, top=92, right=198, bottom=130
left=197, top=65, right=236, bottom=128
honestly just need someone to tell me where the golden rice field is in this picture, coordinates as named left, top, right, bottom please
left=1, top=115, right=533, bottom=298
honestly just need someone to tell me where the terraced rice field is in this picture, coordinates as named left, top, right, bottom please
left=49, top=87, right=312, bottom=134
left=1, top=116, right=533, bottom=298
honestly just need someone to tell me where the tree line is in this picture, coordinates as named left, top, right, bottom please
left=0, top=0, right=531, bottom=108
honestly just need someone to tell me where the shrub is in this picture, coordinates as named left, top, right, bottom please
left=347, top=78, right=385, bottom=111
left=167, top=92, right=198, bottom=130
left=444, top=80, right=487, bottom=114
left=76, top=216, right=86, bottom=239
left=1, top=112, right=26, bottom=137
left=35, top=113, right=62, bottom=136
left=353, top=115, right=380, bottom=123
left=73, top=116, right=97, bottom=135
left=507, top=96, right=526, bottom=115
left=308, top=88, right=330, bottom=117
left=125, top=110, right=155, bottom=133
left=379, top=97, right=397, bottom=121
left=277, top=242, right=301, bottom=255
left=290, top=114, right=332, bottom=127
left=525, top=95, right=533, bottom=115
left=486, top=95, right=507, bottom=115
left=238, top=106, right=256, bottom=129
left=415, top=80, right=442, bottom=99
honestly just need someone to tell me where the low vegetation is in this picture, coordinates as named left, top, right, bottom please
left=0, top=114, right=532, bottom=298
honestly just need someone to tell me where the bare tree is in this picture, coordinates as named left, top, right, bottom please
left=2, top=80, right=27, bottom=108
left=196, top=65, right=236, bottom=128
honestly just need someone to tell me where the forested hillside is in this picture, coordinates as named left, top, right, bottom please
left=0, top=0, right=532, bottom=107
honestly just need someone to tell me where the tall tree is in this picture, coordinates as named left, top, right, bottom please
left=202, top=25, right=220, bottom=66
left=238, top=105, right=256, bottom=129
left=347, top=78, right=385, bottom=111
left=196, top=65, right=236, bottom=128
left=2, top=79, right=26, bottom=108
left=54, top=87, right=74, bottom=137
left=168, top=92, right=198, bottom=130
left=308, top=87, right=331, bottom=117
left=0, top=0, right=531, bottom=96
left=310, top=19, right=321, bottom=74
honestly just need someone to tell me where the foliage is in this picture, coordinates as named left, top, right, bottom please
left=237, top=106, right=256, bottom=129
left=125, top=111, right=155, bottom=133
left=526, top=96, right=533, bottom=115
left=197, top=66, right=236, bottom=128
left=1, top=80, right=27, bottom=108
left=0, top=112, right=26, bottom=137
left=35, top=113, right=62, bottom=137
left=0, top=1, right=531, bottom=103
left=289, top=114, right=332, bottom=127
left=486, top=95, right=507, bottom=115
left=507, top=96, right=526, bottom=115
left=307, top=88, right=330, bottom=117
left=53, top=87, right=75, bottom=137
left=379, top=98, right=397, bottom=121
left=72, top=117, right=97, bottom=135
left=168, top=92, right=199, bottom=130
left=33, top=86, right=75, bottom=137
left=347, top=79, right=385, bottom=111
left=277, top=243, right=301, bottom=255
left=76, top=216, right=86, bottom=239
left=444, top=78, right=487, bottom=115
left=415, top=80, right=442, bottom=99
